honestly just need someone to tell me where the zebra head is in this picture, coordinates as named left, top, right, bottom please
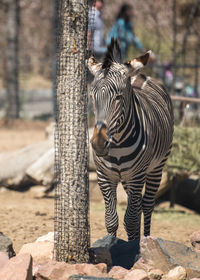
left=89, top=39, right=151, bottom=157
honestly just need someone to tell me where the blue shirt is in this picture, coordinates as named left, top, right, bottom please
left=89, top=8, right=107, bottom=58
left=106, top=18, right=144, bottom=60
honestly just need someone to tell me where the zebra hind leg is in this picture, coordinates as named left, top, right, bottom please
left=142, top=168, right=163, bottom=237
left=99, top=181, right=118, bottom=237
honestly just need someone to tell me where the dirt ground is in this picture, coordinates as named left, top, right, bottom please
left=0, top=120, right=200, bottom=253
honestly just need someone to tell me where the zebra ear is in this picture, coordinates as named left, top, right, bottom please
left=125, top=51, right=151, bottom=74
left=88, top=56, right=102, bottom=75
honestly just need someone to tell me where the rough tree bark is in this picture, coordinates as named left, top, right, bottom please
left=54, top=0, right=90, bottom=262
left=6, top=0, right=20, bottom=119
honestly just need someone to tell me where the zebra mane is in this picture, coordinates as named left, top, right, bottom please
left=102, top=38, right=122, bottom=70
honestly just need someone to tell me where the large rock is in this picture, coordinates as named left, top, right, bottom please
left=75, top=263, right=107, bottom=276
left=36, top=232, right=54, bottom=243
left=190, top=230, right=200, bottom=253
left=137, top=236, right=200, bottom=278
left=89, top=247, right=112, bottom=268
left=162, top=266, right=186, bottom=280
left=148, top=269, right=163, bottom=280
left=0, top=253, right=32, bottom=280
left=0, top=140, right=53, bottom=189
left=35, top=260, right=108, bottom=280
left=124, top=269, right=148, bottom=280
left=35, top=261, right=77, bottom=280
left=175, top=176, right=200, bottom=213
left=108, top=266, right=129, bottom=279
left=90, top=235, right=140, bottom=269
left=19, top=241, right=54, bottom=263
left=0, top=251, right=9, bottom=269
left=133, top=257, right=153, bottom=272
left=0, top=232, right=15, bottom=258
left=69, top=277, right=114, bottom=280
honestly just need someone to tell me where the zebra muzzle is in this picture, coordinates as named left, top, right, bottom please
left=91, top=122, right=111, bottom=157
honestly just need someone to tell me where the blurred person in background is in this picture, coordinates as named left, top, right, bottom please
left=164, top=62, right=173, bottom=91
left=88, top=0, right=107, bottom=60
left=106, top=4, right=146, bottom=60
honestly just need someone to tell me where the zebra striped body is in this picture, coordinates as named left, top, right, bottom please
left=89, top=41, right=174, bottom=240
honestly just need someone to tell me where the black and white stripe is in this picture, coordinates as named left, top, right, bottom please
left=89, top=41, right=174, bottom=240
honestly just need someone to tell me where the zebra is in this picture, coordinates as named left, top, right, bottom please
left=88, top=39, right=174, bottom=241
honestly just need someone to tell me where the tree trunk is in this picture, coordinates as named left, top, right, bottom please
left=54, top=0, right=90, bottom=263
left=6, top=0, right=20, bottom=119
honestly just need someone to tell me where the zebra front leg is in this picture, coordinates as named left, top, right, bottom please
left=99, top=180, right=118, bottom=237
left=142, top=168, right=163, bottom=236
left=123, top=182, right=143, bottom=241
